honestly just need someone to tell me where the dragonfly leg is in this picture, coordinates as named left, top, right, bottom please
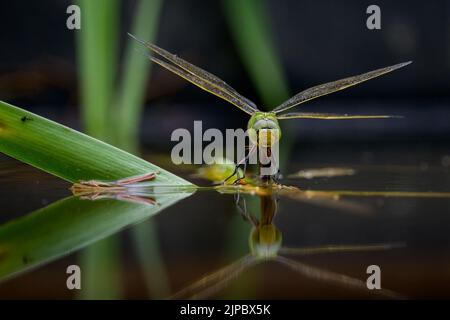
left=234, top=192, right=258, bottom=226
left=116, top=171, right=159, bottom=186
left=271, top=170, right=283, bottom=184
left=223, top=145, right=256, bottom=184
left=232, top=167, right=246, bottom=185
left=80, top=192, right=102, bottom=200
left=77, top=171, right=159, bottom=189
left=77, top=180, right=113, bottom=187
left=233, top=154, right=250, bottom=185
left=223, top=165, right=239, bottom=184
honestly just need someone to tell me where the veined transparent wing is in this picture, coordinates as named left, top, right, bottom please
left=277, top=112, right=401, bottom=120
left=128, top=33, right=259, bottom=115
left=170, top=254, right=258, bottom=299
left=273, top=61, right=412, bottom=114
left=275, top=256, right=405, bottom=299
left=279, top=243, right=404, bottom=256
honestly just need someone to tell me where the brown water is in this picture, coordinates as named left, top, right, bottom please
left=0, top=142, right=449, bottom=299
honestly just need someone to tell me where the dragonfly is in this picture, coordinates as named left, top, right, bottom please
left=129, top=33, right=411, bottom=183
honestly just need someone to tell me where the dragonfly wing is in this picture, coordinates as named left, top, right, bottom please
left=129, top=33, right=259, bottom=115
left=277, top=112, right=401, bottom=120
left=273, top=61, right=412, bottom=114
left=281, top=190, right=374, bottom=215
left=275, top=256, right=405, bottom=299
left=170, top=255, right=258, bottom=299
left=279, top=243, right=404, bottom=256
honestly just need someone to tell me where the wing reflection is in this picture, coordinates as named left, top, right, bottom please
left=171, top=191, right=406, bottom=299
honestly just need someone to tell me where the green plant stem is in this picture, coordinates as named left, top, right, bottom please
left=76, top=0, right=119, bottom=141
left=222, top=0, right=290, bottom=107
left=112, top=0, right=169, bottom=299
left=131, top=220, right=170, bottom=298
left=79, top=236, right=121, bottom=300
left=75, top=0, right=122, bottom=299
left=115, top=0, right=164, bottom=152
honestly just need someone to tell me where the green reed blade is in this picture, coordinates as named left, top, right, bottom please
left=0, top=100, right=193, bottom=185
left=222, top=0, right=290, bottom=107
left=76, top=0, right=119, bottom=140
left=114, top=0, right=164, bottom=151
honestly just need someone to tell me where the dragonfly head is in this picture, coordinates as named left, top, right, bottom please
left=247, top=112, right=281, bottom=147
left=249, top=224, right=282, bottom=259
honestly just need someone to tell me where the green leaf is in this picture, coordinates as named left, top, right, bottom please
left=0, top=191, right=192, bottom=282
left=0, top=100, right=193, bottom=186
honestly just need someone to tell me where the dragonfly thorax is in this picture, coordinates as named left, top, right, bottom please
left=247, top=112, right=281, bottom=147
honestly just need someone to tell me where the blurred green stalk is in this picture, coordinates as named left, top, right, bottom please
left=222, top=0, right=290, bottom=107
left=78, top=236, right=122, bottom=300
left=131, top=219, right=170, bottom=298
left=112, top=0, right=170, bottom=299
left=76, top=0, right=121, bottom=300
left=114, top=0, right=163, bottom=152
left=76, top=0, right=168, bottom=299
left=77, top=0, right=119, bottom=141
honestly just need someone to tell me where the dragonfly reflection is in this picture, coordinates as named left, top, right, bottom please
left=171, top=191, right=405, bottom=299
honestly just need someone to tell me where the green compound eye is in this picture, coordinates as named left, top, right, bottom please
left=247, top=112, right=281, bottom=147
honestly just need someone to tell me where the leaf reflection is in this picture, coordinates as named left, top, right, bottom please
left=0, top=188, right=193, bottom=283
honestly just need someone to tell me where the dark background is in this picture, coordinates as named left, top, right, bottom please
left=0, top=0, right=449, bottom=145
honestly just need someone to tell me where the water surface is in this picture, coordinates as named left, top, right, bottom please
left=0, top=142, right=449, bottom=299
